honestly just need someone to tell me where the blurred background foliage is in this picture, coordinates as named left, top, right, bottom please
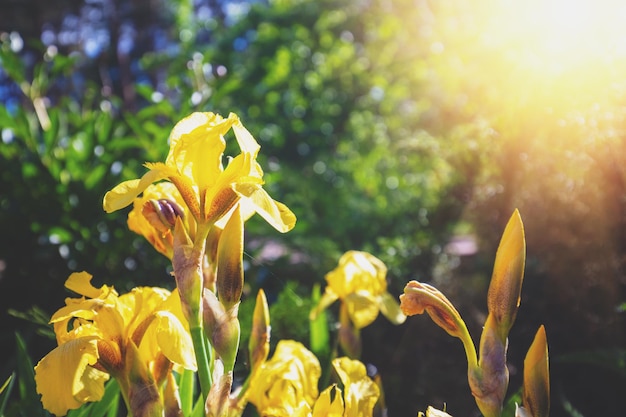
left=1, top=0, right=625, bottom=416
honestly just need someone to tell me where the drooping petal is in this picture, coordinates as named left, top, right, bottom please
left=103, top=168, right=169, bottom=213
left=378, top=292, right=406, bottom=325
left=35, top=337, right=109, bottom=416
left=153, top=311, right=197, bottom=371
left=344, top=292, right=379, bottom=330
left=234, top=182, right=297, bottom=233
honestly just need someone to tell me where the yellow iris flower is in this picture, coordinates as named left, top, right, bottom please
left=103, top=112, right=295, bottom=233
left=34, top=272, right=196, bottom=416
left=320, top=357, right=380, bottom=417
left=290, top=357, right=380, bottom=417
left=247, top=340, right=321, bottom=416
left=311, top=251, right=406, bottom=329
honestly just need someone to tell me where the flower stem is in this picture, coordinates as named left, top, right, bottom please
left=191, top=322, right=213, bottom=399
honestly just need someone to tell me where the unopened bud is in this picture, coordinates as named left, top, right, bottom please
left=216, top=205, right=243, bottom=309
left=203, top=289, right=241, bottom=372
left=522, top=325, right=550, bottom=417
left=249, top=289, right=270, bottom=374
left=143, top=199, right=185, bottom=234
left=487, top=209, right=525, bottom=342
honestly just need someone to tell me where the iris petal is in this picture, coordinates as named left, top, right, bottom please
left=103, top=168, right=169, bottom=213
left=35, top=337, right=109, bottom=416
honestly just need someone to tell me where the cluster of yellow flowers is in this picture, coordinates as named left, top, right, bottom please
left=33, top=112, right=549, bottom=417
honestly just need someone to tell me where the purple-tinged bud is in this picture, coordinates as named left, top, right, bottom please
left=142, top=199, right=185, bottom=234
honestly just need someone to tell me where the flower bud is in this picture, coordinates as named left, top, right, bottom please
left=249, top=289, right=270, bottom=375
left=216, top=205, right=244, bottom=309
left=522, top=326, right=550, bottom=417
left=487, top=209, right=525, bottom=342
left=142, top=199, right=185, bottom=234
left=203, top=289, right=241, bottom=373
left=400, top=281, right=466, bottom=339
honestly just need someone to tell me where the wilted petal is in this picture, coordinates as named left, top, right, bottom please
left=35, top=337, right=109, bottom=416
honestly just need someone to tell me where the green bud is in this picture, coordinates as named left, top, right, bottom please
left=203, top=289, right=241, bottom=373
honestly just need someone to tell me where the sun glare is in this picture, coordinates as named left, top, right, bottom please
left=487, top=0, right=626, bottom=72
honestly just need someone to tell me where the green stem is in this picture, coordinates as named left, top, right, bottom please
left=191, top=322, right=213, bottom=399
left=190, top=221, right=215, bottom=400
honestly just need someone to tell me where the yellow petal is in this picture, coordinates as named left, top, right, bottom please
left=166, top=112, right=234, bottom=191
left=309, top=289, right=339, bottom=321
left=35, top=337, right=109, bottom=416
left=344, top=292, right=379, bottom=329
left=64, top=271, right=111, bottom=299
left=332, top=357, right=380, bottom=417
left=231, top=115, right=261, bottom=156
left=234, top=182, right=297, bottom=233
left=312, top=385, right=345, bottom=417
left=103, top=168, right=169, bottom=213
left=326, top=251, right=387, bottom=299
left=154, top=311, right=197, bottom=371
left=425, top=406, right=454, bottom=417
left=378, top=292, right=407, bottom=325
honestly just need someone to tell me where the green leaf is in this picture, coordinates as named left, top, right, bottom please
left=309, top=283, right=330, bottom=359
left=84, top=165, right=108, bottom=190
left=556, top=348, right=626, bottom=379
left=177, top=369, right=196, bottom=417
left=66, top=379, right=120, bottom=417
left=0, top=373, right=15, bottom=417
left=15, top=333, right=48, bottom=417
left=189, top=395, right=205, bottom=417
